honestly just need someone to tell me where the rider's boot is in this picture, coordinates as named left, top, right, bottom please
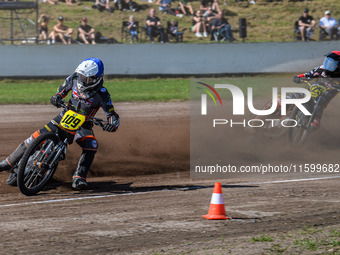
left=72, top=150, right=96, bottom=190
left=310, top=118, right=321, bottom=130
left=0, top=159, right=11, bottom=172
left=72, top=177, right=88, bottom=190
left=0, top=142, right=27, bottom=172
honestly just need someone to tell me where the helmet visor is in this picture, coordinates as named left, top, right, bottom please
left=78, top=74, right=99, bottom=87
left=321, top=57, right=339, bottom=72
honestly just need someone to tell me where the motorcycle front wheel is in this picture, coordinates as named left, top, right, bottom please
left=288, top=106, right=311, bottom=147
left=17, top=132, right=60, bottom=196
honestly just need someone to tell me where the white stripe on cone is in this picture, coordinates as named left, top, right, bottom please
left=210, top=193, right=224, bottom=205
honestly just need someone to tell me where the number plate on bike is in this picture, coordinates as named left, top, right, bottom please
left=60, top=110, right=86, bottom=131
left=310, top=84, right=327, bottom=98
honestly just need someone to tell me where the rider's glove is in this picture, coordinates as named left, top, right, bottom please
left=103, top=123, right=117, bottom=132
left=104, top=113, right=120, bottom=132
left=293, top=76, right=302, bottom=84
left=50, top=95, right=62, bottom=108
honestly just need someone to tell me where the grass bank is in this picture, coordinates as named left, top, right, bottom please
left=0, top=77, right=190, bottom=104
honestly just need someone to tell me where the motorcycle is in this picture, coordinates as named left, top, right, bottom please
left=288, top=79, right=329, bottom=147
left=246, top=93, right=303, bottom=138
left=16, top=101, right=106, bottom=196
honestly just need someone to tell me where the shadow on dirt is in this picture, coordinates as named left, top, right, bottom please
left=46, top=180, right=259, bottom=195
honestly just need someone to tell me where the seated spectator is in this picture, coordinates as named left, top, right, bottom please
left=156, top=0, right=175, bottom=15
left=168, top=20, right=184, bottom=42
left=41, top=0, right=58, bottom=5
left=64, top=0, right=73, bottom=5
left=211, top=11, right=234, bottom=42
left=298, top=8, right=315, bottom=41
left=203, top=6, right=217, bottom=33
left=178, top=0, right=194, bottom=16
left=77, top=17, right=96, bottom=45
left=146, top=8, right=165, bottom=43
left=92, top=0, right=113, bottom=13
left=200, top=0, right=220, bottom=14
left=192, top=10, right=208, bottom=37
left=49, top=16, right=74, bottom=45
left=319, top=10, right=340, bottom=40
left=128, top=15, right=139, bottom=43
left=38, top=14, right=50, bottom=42
left=116, top=0, right=135, bottom=11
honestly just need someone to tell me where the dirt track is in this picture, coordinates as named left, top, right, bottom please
left=0, top=102, right=339, bottom=254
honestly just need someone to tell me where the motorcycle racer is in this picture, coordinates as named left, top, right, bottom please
left=293, top=51, right=340, bottom=129
left=0, top=57, right=120, bottom=190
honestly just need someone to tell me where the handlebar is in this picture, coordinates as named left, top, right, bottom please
left=58, top=100, right=107, bottom=128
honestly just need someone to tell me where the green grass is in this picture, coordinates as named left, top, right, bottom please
left=0, top=75, right=298, bottom=104
left=2, top=0, right=340, bottom=44
left=0, top=77, right=190, bottom=104
left=251, top=234, right=274, bottom=242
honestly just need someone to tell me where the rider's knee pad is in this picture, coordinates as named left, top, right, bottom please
left=78, top=138, right=98, bottom=152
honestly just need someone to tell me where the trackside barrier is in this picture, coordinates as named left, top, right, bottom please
left=0, top=41, right=338, bottom=77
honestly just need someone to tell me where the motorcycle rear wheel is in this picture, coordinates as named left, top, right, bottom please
left=17, top=132, right=60, bottom=196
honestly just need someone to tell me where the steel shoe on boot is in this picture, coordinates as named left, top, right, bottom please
left=310, top=118, right=321, bottom=130
left=72, top=177, right=88, bottom=190
left=0, top=159, right=12, bottom=172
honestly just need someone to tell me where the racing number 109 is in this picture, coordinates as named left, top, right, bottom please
left=61, top=114, right=82, bottom=128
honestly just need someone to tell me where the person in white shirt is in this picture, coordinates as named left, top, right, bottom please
left=319, top=10, right=339, bottom=40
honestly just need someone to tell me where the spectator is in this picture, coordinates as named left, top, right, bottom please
left=64, top=0, right=73, bottom=5
left=92, top=0, right=113, bottom=13
left=200, top=0, right=220, bottom=14
left=192, top=10, right=208, bottom=37
left=203, top=6, right=217, bottom=33
left=298, top=8, right=315, bottom=41
left=38, top=14, right=50, bottom=42
left=49, top=16, right=74, bottom=45
left=77, top=17, right=96, bottom=45
left=319, top=10, right=339, bottom=40
left=211, top=11, right=235, bottom=42
left=168, top=20, right=184, bottom=42
left=203, top=6, right=217, bottom=22
left=156, top=0, right=175, bottom=15
left=178, top=0, right=194, bottom=16
left=41, top=0, right=58, bottom=5
left=117, top=0, right=135, bottom=11
left=128, top=15, right=139, bottom=43
left=146, top=8, right=165, bottom=43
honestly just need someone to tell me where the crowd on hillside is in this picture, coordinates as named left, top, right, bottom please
left=296, top=8, right=340, bottom=41
left=36, top=0, right=340, bottom=45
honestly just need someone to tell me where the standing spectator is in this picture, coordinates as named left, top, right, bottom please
left=146, top=8, right=165, bottom=43
left=156, top=0, right=175, bottom=15
left=192, top=10, right=208, bottom=37
left=77, top=17, right=96, bottom=45
left=128, top=15, right=139, bottom=43
left=200, top=0, right=220, bottom=14
left=178, top=0, right=194, bottom=16
left=319, top=10, right=339, bottom=40
left=298, top=8, right=315, bottom=41
left=211, top=11, right=234, bottom=42
left=49, top=16, right=74, bottom=45
left=38, top=14, right=50, bottom=42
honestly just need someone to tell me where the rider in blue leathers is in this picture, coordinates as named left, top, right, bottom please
left=0, top=58, right=120, bottom=189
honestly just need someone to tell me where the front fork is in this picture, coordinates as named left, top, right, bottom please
left=35, top=138, right=67, bottom=169
left=305, top=96, right=321, bottom=130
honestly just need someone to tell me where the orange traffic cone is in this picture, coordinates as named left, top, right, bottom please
left=202, top=182, right=231, bottom=220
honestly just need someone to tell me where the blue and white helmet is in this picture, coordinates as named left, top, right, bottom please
left=75, top=58, right=104, bottom=98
